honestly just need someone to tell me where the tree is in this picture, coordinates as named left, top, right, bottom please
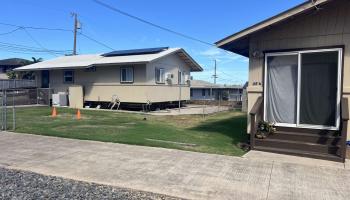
left=16, top=57, right=43, bottom=80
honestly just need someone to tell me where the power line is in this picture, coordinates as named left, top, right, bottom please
left=0, top=41, right=71, bottom=52
left=79, top=32, right=114, bottom=50
left=0, top=42, right=72, bottom=54
left=22, top=28, right=60, bottom=57
left=0, top=27, right=23, bottom=36
left=92, top=0, right=243, bottom=65
left=0, top=22, right=72, bottom=32
left=92, top=0, right=214, bottom=47
left=0, top=21, right=114, bottom=53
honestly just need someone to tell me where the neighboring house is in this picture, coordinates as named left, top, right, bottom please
left=216, top=0, right=349, bottom=162
left=241, top=82, right=248, bottom=112
left=14, top=47, right=202, bottom=108
left=0, top=58, right=29, bottom=79
left=190, top=80, right=243, bottom=101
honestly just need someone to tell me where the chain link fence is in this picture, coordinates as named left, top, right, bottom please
left=0, top=88, right=52, bottom=131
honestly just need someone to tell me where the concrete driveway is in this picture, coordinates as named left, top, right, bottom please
left=0, top=132, right=349, bottom=200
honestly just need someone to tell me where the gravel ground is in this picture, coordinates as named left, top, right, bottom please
left=0, top=167, right=183, bottom=200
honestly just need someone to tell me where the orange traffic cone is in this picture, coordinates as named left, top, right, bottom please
left=51, top=107, right=57, bottom=118
left=76, top=109, right=81, bottom=120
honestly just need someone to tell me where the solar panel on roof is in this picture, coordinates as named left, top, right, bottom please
left=102, top=47, right=169, bottom=57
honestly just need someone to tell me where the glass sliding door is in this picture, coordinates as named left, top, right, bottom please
left=299, top=51, right=339, bottom=127
left=264, top=48, right=342, bottom=130
left=265, top=54, right=298, bottom=125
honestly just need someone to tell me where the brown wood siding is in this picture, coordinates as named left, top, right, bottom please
left=246, top=0, right=350, bottom=140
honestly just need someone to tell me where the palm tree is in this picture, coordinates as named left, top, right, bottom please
left=17, top=57, right=43, bottom=80
left=31, top=57, right=43, bottom=63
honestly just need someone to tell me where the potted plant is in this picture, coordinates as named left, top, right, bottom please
left=256, top=121, right=276, bottom=139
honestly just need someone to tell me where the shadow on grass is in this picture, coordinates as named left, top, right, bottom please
left=189, top=114, right=248, bottom=145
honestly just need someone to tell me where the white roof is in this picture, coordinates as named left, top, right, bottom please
left=191, top=80, right=242, bottom=89
left=14, top=48, right=203, bottom=72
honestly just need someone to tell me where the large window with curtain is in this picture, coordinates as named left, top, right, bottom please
left=264, top=48, right=342, bottom=130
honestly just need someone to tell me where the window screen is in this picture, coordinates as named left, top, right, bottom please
left=266, top=55, right=298, bottom=124
left=299, top=51, right=338, bottom=126
left=121, top=67, right=133, bottom=83
left=155, top=68, right=165, bottom=83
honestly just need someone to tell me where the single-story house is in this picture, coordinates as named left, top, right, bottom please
left=14, top=47, right=203, bottom=108
left=216, top=0, right=349, bottom=162
left=0, top=58, right=30, bottom=79
left=190, top=80, right=243, bottom=101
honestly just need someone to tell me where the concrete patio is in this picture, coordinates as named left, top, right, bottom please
left=0, top=132, right=349, bottom=200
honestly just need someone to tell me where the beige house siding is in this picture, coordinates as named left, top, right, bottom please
left=37, top=54, right=192, bottom=103
left=246, top=0, right=350, bottom=140
left=146, top=52, right=191, bottom=85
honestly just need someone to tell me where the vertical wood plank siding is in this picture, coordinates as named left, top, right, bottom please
left=246, top=0, right=350, bottom=140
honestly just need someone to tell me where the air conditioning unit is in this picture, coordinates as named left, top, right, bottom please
left=184, top=75, right=190, bottom=81
left=166, top=73, right=174, bottom=84
left=52, top=92, right=68, bottom=106
left=166, top=73, right=173, bottom=80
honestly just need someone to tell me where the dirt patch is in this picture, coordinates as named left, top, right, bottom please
left=124, top=122, right=137, bottom=125
left=77, top=125, right=128, bottom=129
left=145, top=138, right=198, bottom=147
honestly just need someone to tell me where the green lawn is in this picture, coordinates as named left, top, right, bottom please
left=9, top=107, right=248, bottom=156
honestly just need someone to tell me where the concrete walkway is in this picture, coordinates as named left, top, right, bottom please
left=0, top=132, right=349, bottom=200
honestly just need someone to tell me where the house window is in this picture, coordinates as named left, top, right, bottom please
left=178, top=71, right=184, bottom=84
left=155, top=68, right=165, bottom=83
left=63, top=70, right=74, bottom=83
left=190, top=89, right=193, bottom=97
left=202, top=89, right=206, bottom=96
left=120, top=67, right=134, bottom=83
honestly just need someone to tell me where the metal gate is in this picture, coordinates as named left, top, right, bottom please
left=0, top=88, right=52, bottom=131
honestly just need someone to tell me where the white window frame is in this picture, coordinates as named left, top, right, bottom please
left=120, top=66, right=134, bottom=83
left=155, top=68, right=165, bottom=84
left=63, top=70, right=74, bottom=84
left=263, top=48, right=342, bottom=130
left=178, top=71, right=184, bottom=85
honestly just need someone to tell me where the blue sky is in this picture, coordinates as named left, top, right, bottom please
left=0, top=0, right=305, bottom=85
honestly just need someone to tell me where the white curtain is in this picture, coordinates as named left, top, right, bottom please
left=266, top=55, right=298, bottom=124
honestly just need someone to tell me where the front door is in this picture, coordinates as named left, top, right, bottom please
left=41, top=70, right=50, bottom=88
left=264, top=48, right=342, bottom=130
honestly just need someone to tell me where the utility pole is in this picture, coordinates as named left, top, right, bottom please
left=72, top=12, right=78, bottom=55
left=178, top=70, right=181, bottom=112
left=213, top=59, right=217, bottom=84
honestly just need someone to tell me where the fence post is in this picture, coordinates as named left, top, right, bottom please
left=4, top=90, right=7, bottom=131
left=1, top=90, right=3, bottom=130
left=48, top=88, right=51, bottom=107
left=12, top=90, right=15, bottom=130
left=36, top=88, right=39, bottom=105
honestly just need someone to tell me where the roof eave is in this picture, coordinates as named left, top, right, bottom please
left=150, top=48, right=203, bottom=72
left=215, top=0, right=332, bottom=54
